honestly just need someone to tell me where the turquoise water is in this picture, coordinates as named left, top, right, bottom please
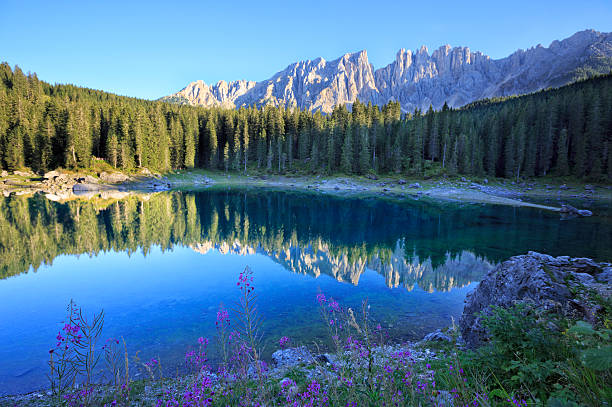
left=0, top=189, right=610, bottom=394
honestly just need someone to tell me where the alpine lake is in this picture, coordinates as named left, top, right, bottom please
left=1, top=187, right=611, bottom=394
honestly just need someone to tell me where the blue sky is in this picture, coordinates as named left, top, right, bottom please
left=1, top=0, right=611, bottom=100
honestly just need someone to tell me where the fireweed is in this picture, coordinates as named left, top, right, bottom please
left=45, top=269, right=535, bottom=406
left=47, top=299, right=104, bottom=405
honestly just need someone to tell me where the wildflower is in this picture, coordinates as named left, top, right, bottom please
left=316, top=293, right=326, bottom=305
left=279, top=336, right=290, bottom=349
left=328, top=299, right=340, bottom=312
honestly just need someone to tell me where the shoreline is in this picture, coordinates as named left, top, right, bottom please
left=1, top=169, right=610, bottom=211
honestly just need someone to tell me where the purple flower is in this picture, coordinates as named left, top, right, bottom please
left=279, top=336, right=290, bottom=349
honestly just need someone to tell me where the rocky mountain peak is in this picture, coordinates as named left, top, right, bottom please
left=161, top=29, right=612, bottom=113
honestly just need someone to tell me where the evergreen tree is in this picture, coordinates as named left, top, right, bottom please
left=555, top=129, right=570, bottom=176
left=341, top=123, right=353, bottom=174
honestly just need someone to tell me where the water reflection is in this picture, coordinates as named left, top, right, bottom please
left=1, top=189, right=610, bottom=282
left=191, top=240, right=492, bottom=292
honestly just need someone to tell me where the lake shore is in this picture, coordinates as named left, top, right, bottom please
left=1, top=169, right=610, bottom=211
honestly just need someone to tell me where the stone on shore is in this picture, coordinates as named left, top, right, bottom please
left=99, top=171, right=129, bottom=183
left=271, top=347, right=315, bottom=369
left=460, top=252, right=612, bottom=348
left=560, top=204, right=593, bottom=218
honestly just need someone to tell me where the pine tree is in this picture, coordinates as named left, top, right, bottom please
left=242, top=120, right=249, bottom=173
left=207, top=118, right=218, bottom=169
left=358, top=126, right=370, bottom=174
left=223, top=142, right=230, bottom=173
left=232, top=128, right=241, bottom=171
left=341, top=123, right=353, bottom=174
left=555, top=129, right=570, bottom=176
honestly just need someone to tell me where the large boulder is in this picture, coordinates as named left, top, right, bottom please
left=44, top=170, right=60, bottom=179
left=271, top=347, right=315, bottom=369
left=99, top=171, right=129, bottom=183
left=460, top=252, right=612, bottom=348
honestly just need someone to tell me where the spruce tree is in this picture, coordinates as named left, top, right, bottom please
left=341, top=123, right=353, bottom=174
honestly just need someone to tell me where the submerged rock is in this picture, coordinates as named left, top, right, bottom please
left=560, top=204, right=593, bottom=218
left=460, top=252, right=612, bottom=348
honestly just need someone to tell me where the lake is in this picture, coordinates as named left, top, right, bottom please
left=0, top=188, right=610, bottom=394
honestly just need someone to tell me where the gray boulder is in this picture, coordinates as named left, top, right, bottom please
left=271, top=347, right=315, bottom=369
left=44, top=170, right=60, bottom=179
left=460, top=252, right=612, bottom=348
left=409, top=182, right=421, bottom=189
left=560, top=204, right=593, bottom=218
left=422, top=329, right=452, bottom=342
left=0, top=170, right=8, bottom=177
left=99, top=171, right=129, bottom=183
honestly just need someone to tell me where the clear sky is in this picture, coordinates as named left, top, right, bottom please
left=1, top=0, right=611, bottom=100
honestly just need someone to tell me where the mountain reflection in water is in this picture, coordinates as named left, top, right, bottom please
left=191, top=241, right=492, bottom=292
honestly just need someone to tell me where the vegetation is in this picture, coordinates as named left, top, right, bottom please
left=31, top=269, right=612, bottom=407
left=1, top=63, right=611, bottom=181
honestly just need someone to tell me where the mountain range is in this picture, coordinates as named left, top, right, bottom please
left=161, top=29, right=612, bottom=113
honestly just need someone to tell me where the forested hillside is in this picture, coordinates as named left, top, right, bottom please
left=1, top=62, right=611, bottom=181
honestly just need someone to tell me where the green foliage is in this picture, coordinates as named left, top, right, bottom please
left=459, top=304, right=612, bottom=406
left=0, top=61, right=610, bottom=180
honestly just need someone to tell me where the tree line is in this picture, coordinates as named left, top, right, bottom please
left=1, top=62, right=611, bottom=181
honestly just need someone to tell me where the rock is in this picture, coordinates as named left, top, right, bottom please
left=13, top=170, right=34, bottom=177
left=0, top=170, right=7, bottom=177
left=53, top=173, right=70, bottom=183
left=559, top=184, right=569, bottom=190
left=560, top=204, right=593, bottom=218
left=365, top=174, right=378, bottom=180
left=460, top=252, right=612, bottom=348
left=44, top=170, right=60, bottom=179
left=317, top=353, right=339, bottom=366
left=84, top=175, right=98, bottom=184
left=483, top=178, right=488, bottom=184
left=271, top=347, right=315, bottom=369
left=584, top=184, right=594, bottom=190
left=409, top=183, right=421, bottom=189
left=397, top=179, right=407, bottom=185
left=99, top=171, right=129, bottom=183
left=422, top=329, right=452, bottom=342
left=461, top=177, right=468, bottom=182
